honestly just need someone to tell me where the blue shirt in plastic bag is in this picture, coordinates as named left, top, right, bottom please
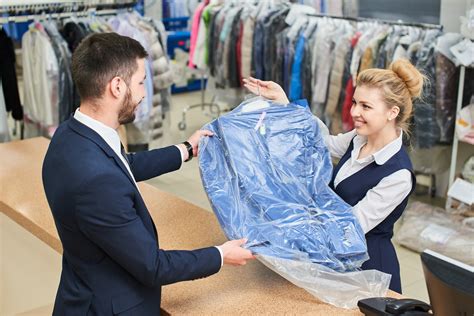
left=199, top=98, right=369, bottom=272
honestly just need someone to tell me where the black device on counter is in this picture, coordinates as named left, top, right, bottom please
left=359, top=249, right=474, bottom=316
left=358, top=297, right=431, bottom=315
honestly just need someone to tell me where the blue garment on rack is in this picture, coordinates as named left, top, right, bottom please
left=289, top=34, right=305, bottom=101
left=199, top=98, right=369, bottom=272
left=252, top=12, right=268, bottom=79
left=282, top=35, right=291, bottom=92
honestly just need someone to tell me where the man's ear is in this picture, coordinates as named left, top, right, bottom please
left=109, top=76, right=123, bottom=99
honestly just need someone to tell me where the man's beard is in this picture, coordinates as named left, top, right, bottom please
left=118, top=88, right=138, bottom=125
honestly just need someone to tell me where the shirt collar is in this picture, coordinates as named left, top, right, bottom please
left=73, top=108, right=122, bottom=156
left=352, top=129, right=404, bottom=165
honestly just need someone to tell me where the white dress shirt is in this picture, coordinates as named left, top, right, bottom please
left=75, top=108, right=188, bottom=171
left=74, top=109, right=137, bottom=186
left=74, top=109, right=223, bottom=265
left=316, top=117, right=412, bottom=234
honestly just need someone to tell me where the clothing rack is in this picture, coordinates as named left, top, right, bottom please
left=307, top=13, right=443, bottom=30
left=0, top=1, right=136, bottom=23
left=177, top=71, right=220, bottom=131
left=0, top=1, right=138, bottom=141
left=0, top=1, right=137, bottom=12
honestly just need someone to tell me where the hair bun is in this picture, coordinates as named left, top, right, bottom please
left=390, top=59, right=424, bottom=98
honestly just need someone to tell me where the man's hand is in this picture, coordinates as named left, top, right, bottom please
left=218, top=238, right=256, bottom=266
left=242, top=77, right=290, bottom=105
left=187, top=129, right=213, bottom=157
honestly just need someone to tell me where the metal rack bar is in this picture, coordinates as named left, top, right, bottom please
left=307, top=13, right=443, bottom=30
left=0, top=8, right=126, bottom=23
left=177, top=71, right=220, bottom=131
left=0, top=1, right=136, bottom=16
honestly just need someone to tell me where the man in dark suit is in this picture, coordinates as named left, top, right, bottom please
left=42, top=32, right=254, bottom=315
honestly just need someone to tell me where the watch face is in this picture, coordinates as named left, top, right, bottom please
left=185, top=142, right=192, bottom=152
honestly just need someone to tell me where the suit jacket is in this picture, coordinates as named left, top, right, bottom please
left=42, top=117, right=221, bottom=315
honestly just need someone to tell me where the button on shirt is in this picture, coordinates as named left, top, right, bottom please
left=316, top=117, right=412, bottom=234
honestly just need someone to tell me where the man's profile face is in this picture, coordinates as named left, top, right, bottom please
left=118, top=58, right=147, bottom=125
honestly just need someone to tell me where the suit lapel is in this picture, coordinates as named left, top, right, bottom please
left=68, top=117, right=137, bottom=188
left=68, top=117, right=158, bottom=240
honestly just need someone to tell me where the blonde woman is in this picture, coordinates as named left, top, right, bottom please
left=243, top=59, right=424, bottom=293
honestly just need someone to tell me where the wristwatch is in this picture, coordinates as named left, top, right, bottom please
left=182, top=141, right=193, bottom=162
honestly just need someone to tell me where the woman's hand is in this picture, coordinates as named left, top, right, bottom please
left=242, top=77, right=290, bottom=105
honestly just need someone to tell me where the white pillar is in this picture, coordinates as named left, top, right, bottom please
left=440, top=0, right=472, bottom=32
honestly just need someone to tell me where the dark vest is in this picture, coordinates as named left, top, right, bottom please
left=329, top=139, right=416, bottom=293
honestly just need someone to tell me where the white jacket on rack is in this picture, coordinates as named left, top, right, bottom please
left=22, top=25, right=59, bottom=129
left=0, top=78, right=10, bottom=143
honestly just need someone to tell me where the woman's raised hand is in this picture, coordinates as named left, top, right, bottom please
left=242, top=77, right=290, bottom=105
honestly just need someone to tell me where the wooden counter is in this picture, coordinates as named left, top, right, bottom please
left=0, top=137, right=401, bottom=315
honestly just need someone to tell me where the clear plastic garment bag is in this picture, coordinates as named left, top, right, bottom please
left=199, top=97, right=390, bottom=308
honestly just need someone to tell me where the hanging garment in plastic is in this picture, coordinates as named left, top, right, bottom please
left=199, top=97, right=390, bottom=308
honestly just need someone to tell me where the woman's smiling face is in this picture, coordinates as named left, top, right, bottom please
left=351, top=85, right=397, bottom=136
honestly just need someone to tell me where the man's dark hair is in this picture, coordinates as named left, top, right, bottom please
left=71, top=32, right=148, bottom=101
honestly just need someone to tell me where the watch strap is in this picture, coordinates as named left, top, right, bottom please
left=182, top=141, right=193, bottom=162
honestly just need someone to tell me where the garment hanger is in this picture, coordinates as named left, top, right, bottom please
left=61, top=3, right=79, bottom=25
left=241, top=97, right=271, bottom=113
left=32, top=10, right=47, bottom=33
left=303, top=17, right=318, bottom=38
left=87, top=8, right=100, bottom=32
left=29, top=5, right=40, bottom=31
left=286, top=16, right=307, bottom=39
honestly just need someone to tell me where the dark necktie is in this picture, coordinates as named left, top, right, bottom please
left=120, top=144, right=130, bottom=166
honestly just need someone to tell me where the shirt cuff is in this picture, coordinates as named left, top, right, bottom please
left=214, top=246, right=224, bottom=267
left=174, top=144, right=185, bottom=163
